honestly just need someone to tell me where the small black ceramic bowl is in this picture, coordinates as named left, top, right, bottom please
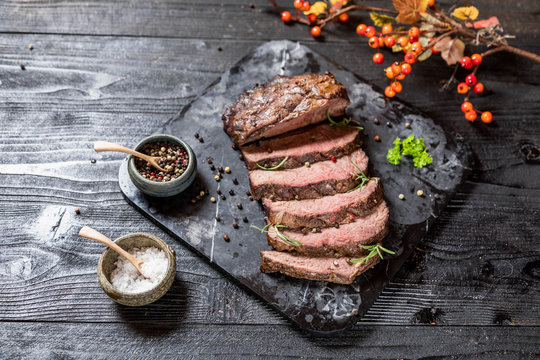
left=127, top=134, right=197, bottom=197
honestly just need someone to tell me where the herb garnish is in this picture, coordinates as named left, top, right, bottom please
left=386, top=134, right=433, bottom=168
left=349, top=244, right=395, bottom=264
left=327, top=109, right=363, bottom=130
left=348, top=161, right=377, bottom=192
left=251, top=223, right=302, bottom=247
left=256, top=156, right=289, bottom=171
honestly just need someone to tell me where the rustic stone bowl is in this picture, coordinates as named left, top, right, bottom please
left=97, top=232, right=176, bottom=306
left=127, top=134, right=197, bottom=197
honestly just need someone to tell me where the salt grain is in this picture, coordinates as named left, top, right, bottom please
left=110, top=247, right=168, bottom=294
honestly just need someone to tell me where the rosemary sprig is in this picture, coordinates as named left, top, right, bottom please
left=250, top=223, right=302, bottom=247
left=326, top=109, right=363, bottom=130
left=256, top=156, right=289, bottom=171
left=348, top=161, right=377, bottom=192
left=349, top=244, right=396, bottom=264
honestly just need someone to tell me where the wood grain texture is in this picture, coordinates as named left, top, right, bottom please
left=0, top=0, right=539, bottom=355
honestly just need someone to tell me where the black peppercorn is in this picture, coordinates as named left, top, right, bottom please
left=198, top=137, right=204, bottom=143
left=218, top=166, right=224, bottom=173
left=232, top=177, right=239, bottom=185
left=374, top=135, right=381, bottom=142
left=74, top=208, right=81, bottom=215
left=207, top=157, right=213, bottom=164
left=20, top=64, right=25, bottom=70
left=237, top=203, right=243, bottom=210
left=223, top=234, right=230, bottom=241
left=216, top=189, right=222, bottom=195
left=386, top=121, right=392, bottom=127
left=334, top=223, right=340, bottom=228
left=229, top=189, right=235, bottom=196
left=242, top=216, right=248, bottom=223
left=232, top=221, right=238, bottom=229
left=90, top=159, right=96, bottom=164
left=245, top=190, right=251, bottom=196
left=220, top=194, right=226, bottom=200
left=239, top=154, right=244, bottom=161
left=194, top=133, right=200, bottom=139
left=373, top=118, right=380, bottom=125
left=249, top=196, right=254, bottom=201
left=215, top=215, right=221, bottom=222
left=210, top=164, right=215, bottom=171
left=232, top=143, right=238, bottom=150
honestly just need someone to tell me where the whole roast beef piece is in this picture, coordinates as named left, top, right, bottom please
left=249, top=147, right=368, bottom=201
left=264, top=178, right=382, bottom=230
left=240, top=123, right=361, bottom=170
left=267, top=201, right=389, bottom=257
left=223, top=73, right=350, bottom=145
left=260, top=249, right=381, bottom=285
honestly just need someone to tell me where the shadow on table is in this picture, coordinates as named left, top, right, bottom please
left=115, top=274, right=187, bottom=336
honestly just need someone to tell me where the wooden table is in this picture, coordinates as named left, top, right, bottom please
left=1, top=0, right=538, bottom=358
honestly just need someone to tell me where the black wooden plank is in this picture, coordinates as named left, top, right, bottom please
left=0, top=322, right=539, bottom=359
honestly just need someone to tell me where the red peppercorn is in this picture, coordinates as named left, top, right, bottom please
left=157, top=176, right=163, bottom=180
left=348, top=214, right=355, bottom=221
left=331, top=155, right=337, bottom=163
left=331, top=215, right=336, bottom=221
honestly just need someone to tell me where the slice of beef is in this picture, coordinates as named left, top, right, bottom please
left=267, top=201, right=389, bottom=257
left=223, top=73, right=350, bottom=145
left=240, top=123, right=361, bottom=170
left=263, top=178, right=382, bottom=230
left=249, top=147, right=368, bottom=201
left=260, top=249, right=380, bottom=284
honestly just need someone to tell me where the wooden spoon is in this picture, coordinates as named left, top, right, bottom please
left=79, top=226, right=149, bottom=279
left=93, top=141, right=167, bottom=173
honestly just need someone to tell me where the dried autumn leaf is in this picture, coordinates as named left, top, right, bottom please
left=433, top=37, right=465, bottom=65
left=452, top=6, right=479, bottom=21
left=304, top=1, right=327, bottom=16
left=393, top=0, right=428, bottom=24
left=370, top=12, right=395, bottom=27
left=330, top=0, right=348, bottom=10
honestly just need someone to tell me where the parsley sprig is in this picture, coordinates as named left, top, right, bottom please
left=327, top=110, right=363, bottom=130
left=348, top=161, right=377, bottom=192
left=386, top=134, right=433, bottom=168
left=256, top=156, right=289, bottom=171
left=349, top=244, right=395, bottom=264
left=251, top=223, right=302, bottom=247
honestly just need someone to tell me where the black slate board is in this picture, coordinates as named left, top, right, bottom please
left=119, top=40, right=469, bottom=333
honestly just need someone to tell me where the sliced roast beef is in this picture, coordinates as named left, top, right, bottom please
left=267, top=201, right=389, bottom=256
left=223, top=73, right=350, bottom=145
left=240, top=123, right=361, bottom=170
left=264, top=178, right=382, bottom=230
left=260, top=249, right=380, bottom=284
left=249, top=147, right=368, bottom=201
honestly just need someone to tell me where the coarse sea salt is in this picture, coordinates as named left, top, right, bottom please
left=110, top=246, right=168, bottom=294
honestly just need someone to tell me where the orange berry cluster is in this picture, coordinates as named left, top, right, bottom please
left=457, top=54, right=492, bottom=123
left=280, top=1, right=350, bottom=38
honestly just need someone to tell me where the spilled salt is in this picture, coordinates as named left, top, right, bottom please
left=110, top=246, right=168, bottom=294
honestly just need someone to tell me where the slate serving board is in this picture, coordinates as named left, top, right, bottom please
left=118, top=40, right=469, bottom=333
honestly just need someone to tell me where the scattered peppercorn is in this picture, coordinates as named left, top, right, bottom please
left=207, top=157, right=213, bottom=164
left=398, top=193, right=405, bottom=200
left=210, top=197, right=216, bottom=203
left=269, top=195, right=275, bottom=200
left=386, top=121, right=392, bottom=127
left=250, top=3, right=255, bottom=8
left=294, top=195, right=300, bottom=200
left=218, top=166, right=224, bottom=173
left=434, top=193, right=440, bottom=199
left=417, top=189, right=424, bottom=196
left=229, top=189, right=235, bottom=196
left=217, top=189, right=222, bottom=195
left=373, top=118, right=380, bottom=125
left=352, top=309, right=359, bottom=316
left=232, top=221, right=239, bottom=229
left=249, top=196, right=254, bottom=201
left=245, top=190, right=251, bottom=196
left=225, top=167, right=231, bottom=173
left=334, top=223, right=340, bottom=228
left=232, top=143, right=238, bottom=150
left=90, top=159, right=96, bottom=164
left=220, top=194, right=226, bottom=200
left=191, top=199, right=197, bottom=204
left=20, top=64, right=25, bottom=70
left=348, top=214, right=355, bottom=221
left=198, top=137, right=204, bottom=143
left=134, top=141, right=189, bottom=182
left=28, top=44, right=33, bottom=50
left=199, top=190, right=205, bottom=197
left=237, top=203, right=243, bottom=210
left=210, top=164, right=216, bottom=171
left=333, top=260, right=339, bottom=266
left=223, top=234, right=230, bottom=241
left=331, top=155, right=337, bottom=163
left=214, top=175, right=220, bottom=181
left=232, top=177, right=239, bottom=185
left=74, top=208, right=81, bottom=215
left=311, top=228, right=317, bottom=233
left=217, top=46, right=223, bottom=51
left=195, top=195, right=201, bottom=200
left=239, top=154, right=244, bottom=161
left=194, top=133, right=200, bottom=139
left=304, top=162, right=310, bottom=167
left=242, top=216, right=248, bottom=223
left=215, top=215, right=221, bottom=222
left=405, top=122, right=411, bottom=129
left=374, top=135, right=381, bottom=142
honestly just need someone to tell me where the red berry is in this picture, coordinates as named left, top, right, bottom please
left=410, top=42, right=422, bottom=54
left=281, top=11, right=292, bottom=23
left=465, top=74, right=477, bottom=86
left=429, top=38, right=440, bottom=54
left=331, top=155, right=337, bottom=163
left=385, top=67, right=395, bottom=79
left=301, top=1, right=311, bottom=11
left=461, top=101, right=473, bottom=113
left=457, top=82, right=469, bottom=94
left=356, top=24, right=367, bottom=36
left=368, top=36, right=380, bottom=48
left=391, top=62, right=401, bottom=76
left=157, top=176, right=163, bottom=180
left=382, top=24, right=393, bottom=34
left=339, top=12, right=349, bottom=23
left=401, top=63, right=412, bottom=75
left=294, top=0, right=303, bottom=9
left=409, top=27, right=420, bottom=39
left=348, top=214, right=355, bottom=221
left=308, top=13, right=317, bottom=23
left=465, top=111, right=477, bottom=122
left=385, top=86, right=396, bottom=98
left=398, top=36, right=409, bottom=48
left=365, top=26, right=376, bottom=37
left=460, top=56, right=473, bottom=70
left=428, top=0, right=435, bottom=6
left=385, top=36, right=396, bottom=47
left=311, top=26, right=321, bottom=37
left=473, top=83, right=484, bottom=94
left=481, top=111, right=493, bottom=123
left=373, top=52, right=384, bottom=64
left=409, top=35, right=419, bottom=44
left=404, top=52, right=416, bottom=64
left=391, top=81, right=403, bottom=93
left=396, top=73, right=406, bottom=80
left=471, top=53, right=483, bottom=66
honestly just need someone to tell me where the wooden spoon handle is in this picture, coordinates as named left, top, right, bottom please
left=94, top=141, right=149, bottom=160
left=79, top=226, right=142, bottom=268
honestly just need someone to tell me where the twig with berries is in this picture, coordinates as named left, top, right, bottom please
left=269, top=0, right=540, bottom=124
